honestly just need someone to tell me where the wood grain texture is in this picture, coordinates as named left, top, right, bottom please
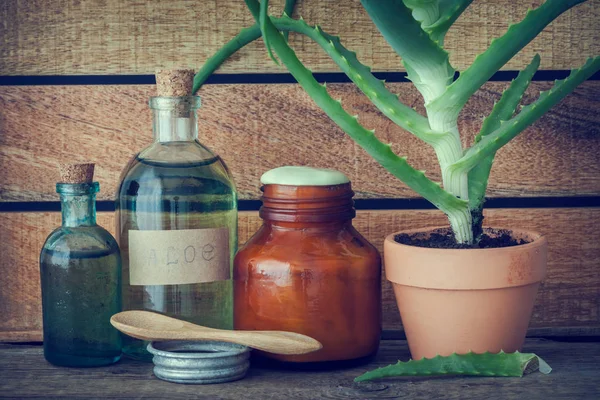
left=1, top=82, right=599, bottom=201
left=1, top=1, right=598, bottom=75
left=1, top=340, right=600, bottom=399
left=2, top=208, right=599, bottom=342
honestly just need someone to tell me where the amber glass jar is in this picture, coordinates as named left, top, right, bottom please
left=234, top=167, right=381, bottom=364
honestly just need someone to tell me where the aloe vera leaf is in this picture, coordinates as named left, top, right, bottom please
left=192, top=24, right=261, bottom=94
left=276, top=19, right=438, bottom=143
left=403, top=0, right=440, bottom=27
left=192, top=1, right=298, bottom=93
left=355, top=351, right=552, bottom=382
left=259, top=0, right=279, bottom=65
left=477, top=55, right=541, bottom=141
left=360, top=0, right=468, bottom=206
left=360, top=0, right=468, bottom=207
left=244, top=0, right=472, bottom=240
left=193, top=15, right=436, bottom=143
left=430, top=0, right=588, bottom=116
left=282, top=0, right=296, bottom=41
left=424, top=0, right=473, bottom=45
left=468, top=54, right=540, bottom=219
left=451, top=56, right=600, bottom=174
left=404, top=0, right=473, bottom=45
left=361, top=0, right=455, bottom=105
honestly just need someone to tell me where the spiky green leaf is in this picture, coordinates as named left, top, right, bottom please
left=452, top=57, right=600, bottom=174
left=244, top=0, right=470, bottom=238
left=404, top=0, right=473, bottom=45
left=355, top=351, right=552, bottom=382
left=403, top=0, right=440, bottom=27
left=193, top=1, right=299, bottom=93
left=361, top=0, right=455, bottom=104
left=431, top=0, right=587, bottom=115
left=193, top=24, right=260, bottom=93
left=285, top=19, right=439, bottom=143
left=478, top=54, right=541, bottom=140
left=468, top=54, right=540, bottom=217
left=282, top=0, right=297, bottom=41
left=258, top=0, right=279, bottom=65
left=195, top=15, right=438, bottom=142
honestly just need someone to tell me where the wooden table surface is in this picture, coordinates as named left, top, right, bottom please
left=0, top=339, right=599, bottom=399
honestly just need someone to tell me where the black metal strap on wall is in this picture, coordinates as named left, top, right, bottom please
left=1, top=69, right=598, bottom=213
left=1, top=70, right=599, bottom=86
left=1, top=196, right=598, bottom=213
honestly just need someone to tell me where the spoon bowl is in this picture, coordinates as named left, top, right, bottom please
left=111, top=311, right=322, bottom=355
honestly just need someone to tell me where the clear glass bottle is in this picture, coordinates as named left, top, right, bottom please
left=40, top=178, right=122, bottom=367
left=116, top=96, right=237, bottom=360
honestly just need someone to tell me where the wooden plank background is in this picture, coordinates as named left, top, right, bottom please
left=0, top=0, right=598, bottom=75
left=1, top=0, right=599, bottom=342
left=2, top=208, right=599, bottom=342
left=1, top=82, right=599, bottom=201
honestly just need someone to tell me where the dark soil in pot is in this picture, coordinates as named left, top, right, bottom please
left=394, top=228, right=529, bottom=249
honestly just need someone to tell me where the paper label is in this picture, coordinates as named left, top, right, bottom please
left=128, top=228, right=230, bottom=286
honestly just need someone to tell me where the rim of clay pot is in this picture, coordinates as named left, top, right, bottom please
left=384, top=226, right=548, bottom=290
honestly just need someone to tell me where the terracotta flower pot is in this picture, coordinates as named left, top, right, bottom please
left=384, top=227, right=547, bottom=360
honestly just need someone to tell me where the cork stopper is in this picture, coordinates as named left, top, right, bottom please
left=155, top=69, right=195, bottom=97
left=59, top=163, right=95, bottom=184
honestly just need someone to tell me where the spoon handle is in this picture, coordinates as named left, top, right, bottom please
left=109, top=311, right=322, bottom=355
left=190, top=330, right=322, bottom=355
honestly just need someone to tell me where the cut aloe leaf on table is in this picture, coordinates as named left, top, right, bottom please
left=355, top=351, right=552, bottom=382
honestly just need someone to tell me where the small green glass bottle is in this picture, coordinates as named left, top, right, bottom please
left=40, top=163, right=122, bottom=367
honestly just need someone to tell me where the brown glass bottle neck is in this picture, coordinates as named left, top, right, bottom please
left=259, top=183, right=355, bottom=224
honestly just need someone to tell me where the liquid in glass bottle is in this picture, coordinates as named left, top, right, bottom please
left=40, top=163, right=122, bottom=367
left=116, top=70, right=237, bottom=359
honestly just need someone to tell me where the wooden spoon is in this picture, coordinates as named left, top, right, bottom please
left=110, top=310, right=322, bottom=355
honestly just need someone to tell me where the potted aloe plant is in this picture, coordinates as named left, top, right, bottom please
left=192, top=0, right=599, bottom=363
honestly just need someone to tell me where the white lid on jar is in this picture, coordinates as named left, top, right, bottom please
left=260, top=166, right=350, bottom=186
